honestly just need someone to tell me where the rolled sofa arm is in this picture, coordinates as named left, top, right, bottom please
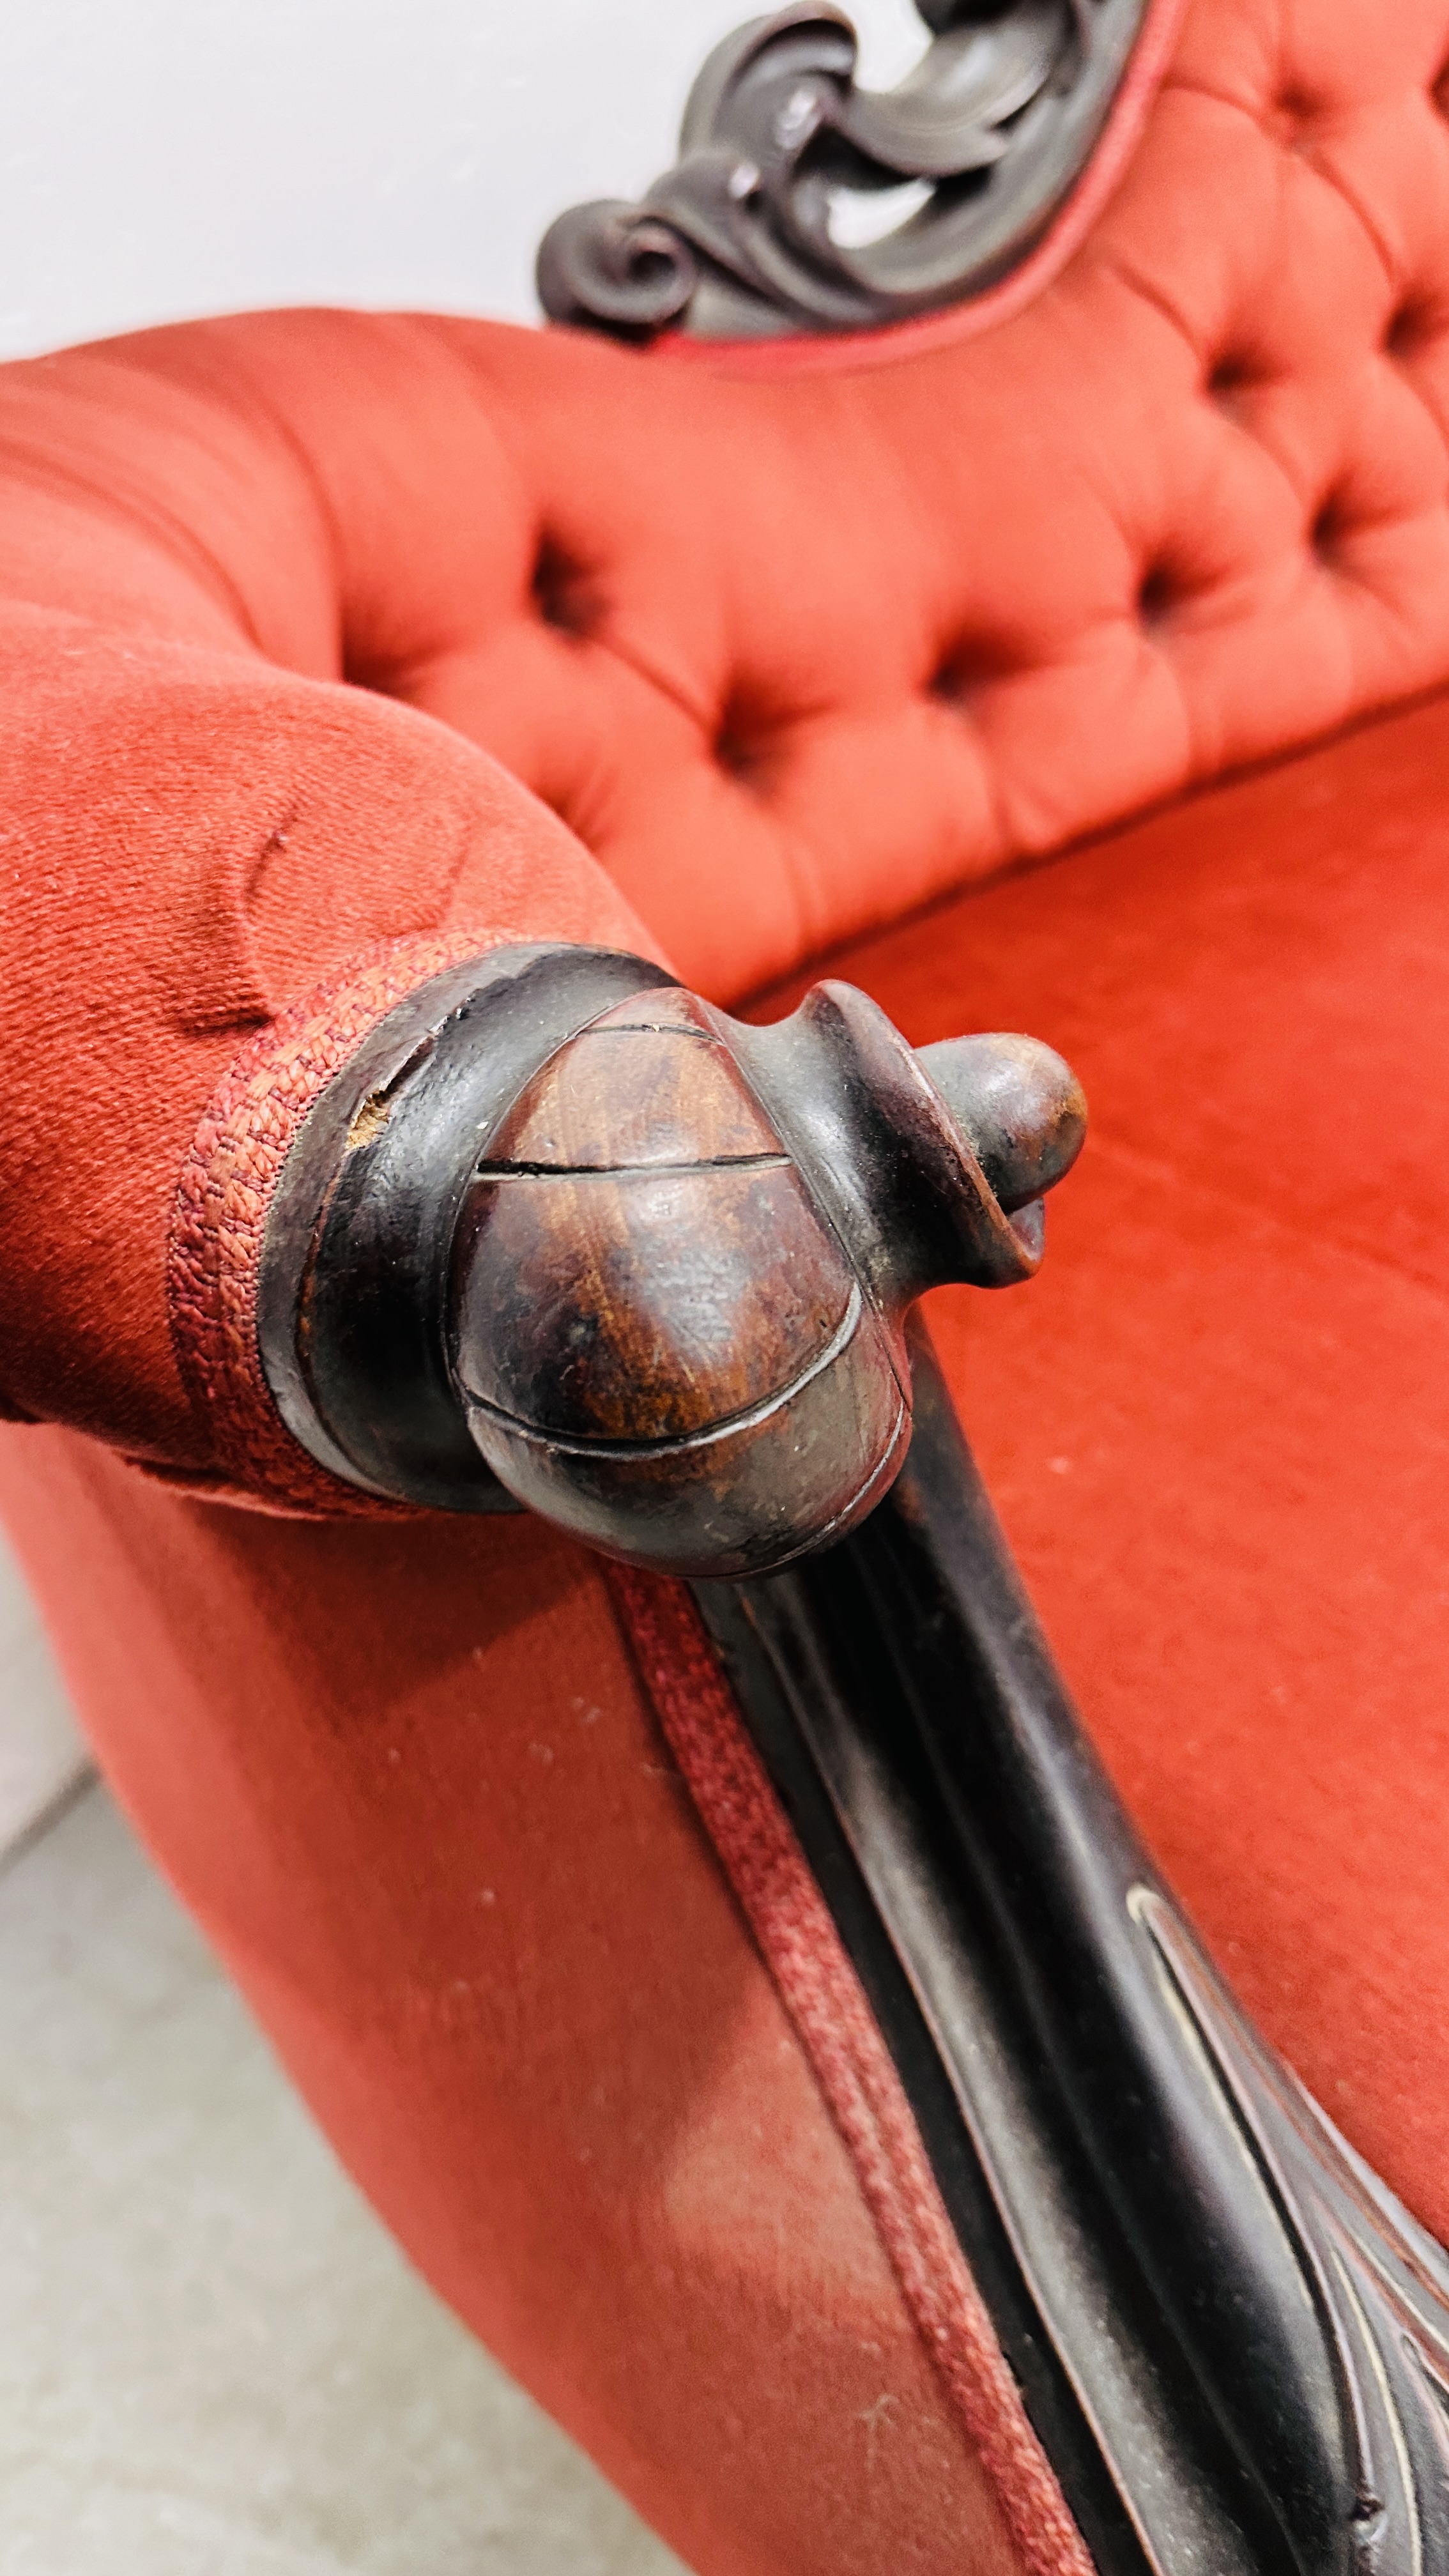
left=220, top=940, right=1085, bottom=1574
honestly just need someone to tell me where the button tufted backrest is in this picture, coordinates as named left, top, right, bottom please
left=4, top=0, right=1449, bottom=1002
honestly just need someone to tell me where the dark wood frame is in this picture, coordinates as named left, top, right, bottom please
left=259, top=943, right=1449, bottom=2573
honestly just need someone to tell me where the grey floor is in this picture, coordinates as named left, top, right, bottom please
left=0, top=1777, right=687, bottom=2576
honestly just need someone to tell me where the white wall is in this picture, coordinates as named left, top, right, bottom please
left=0, top=0, right=929, bottom=1850
left=0, top=0, right=929, bottom=362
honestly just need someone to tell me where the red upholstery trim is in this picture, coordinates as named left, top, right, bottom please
left=647, top=0, right=1191, bottom=382
left=606, top=1561, right=1095, bottom=2576
left=167, top=928, right=498, bottom=1515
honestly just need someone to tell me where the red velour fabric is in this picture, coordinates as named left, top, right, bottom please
left=167, top=931, right=511, bottom=1514
left=4, top=1, right=1449, bottom=2568
left=6, top=689, right=1449, bottom=2573
left=0, top=613, right=652, bottom=1460
left=606, top=1564, right=1094, bottom=2576
left=5, top=0, right=1449, bottom=1463
left=763, top=691, right=1449, bottom=2257
left=0, top=1434, right=1039, bottom=2576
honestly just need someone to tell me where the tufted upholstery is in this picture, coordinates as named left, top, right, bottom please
left=5, top=3, right=1449, bottom=2572
left=1, top=1, right=1446, bottom=1005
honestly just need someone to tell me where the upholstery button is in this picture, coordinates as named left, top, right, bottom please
left=1385, top=302, right=1440, bottom=364
left=928, top=632, right=1027, bottom=703
left=714, top=690, right=781, bottom=786
left=532, top=535, right=601, bottom=638
left=1267, top=88, right=1321, bottom=154
left=1205, top=353, right=1264, bottom=409
left=1309, top=494, right=1353, bottom=566
left=1137, top=564, right=1180, bottom=627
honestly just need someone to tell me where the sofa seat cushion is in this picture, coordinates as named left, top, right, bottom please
left=756, top=684, right=1449, bottom=2245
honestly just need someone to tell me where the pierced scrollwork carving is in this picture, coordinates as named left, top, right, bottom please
left=537, top=0, right=1151, bottom=342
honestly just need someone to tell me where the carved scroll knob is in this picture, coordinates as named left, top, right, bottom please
left=258, top=947, right=1084, bottom=1576
left=917, top=1029, right=1085, bottom=1255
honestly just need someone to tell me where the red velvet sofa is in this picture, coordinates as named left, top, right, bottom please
left=3, top=2, right=1449, bottom=2569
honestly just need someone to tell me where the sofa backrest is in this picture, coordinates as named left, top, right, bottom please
left=3, top=0, right=1447, bottom=999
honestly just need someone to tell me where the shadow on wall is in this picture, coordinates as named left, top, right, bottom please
left=0, top=1535, right=89, bottom=1860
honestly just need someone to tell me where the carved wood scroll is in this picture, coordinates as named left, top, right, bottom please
left=255, top=943, right=1083, bottom=1571
left=537, top=0, right=1151, bottom=341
